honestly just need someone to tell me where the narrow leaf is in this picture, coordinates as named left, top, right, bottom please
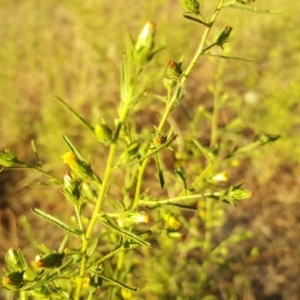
left=182, top=14, right=209, bottom=26
left=206, top=53, right=254, bottom=62
left=155, top=153, right=165, bottom=188
left=120, top=54, right=129, bottom=105
left=130, top=66, right=165, bottom=106
left=56, top=97, right=94, bottom=132
left=158, top=169, right=165, bottom=188
left=165, top=203, right=198, bottom=211
left=31, top=140, right=42, bottom=167
left=100, top=217, right=150, bottom=247
left=62, top=135, right=84, bottom=161
left=124, top=30, right=134, bottom=58
left=32, top=208, right=82, bottom=236
left=228, top=5, right=283, bottom=14
left=115, top=135, right=178, bottom=170
left=175, top=167, right=187, bottom=190
left=94, top=272, right=139, bottom=292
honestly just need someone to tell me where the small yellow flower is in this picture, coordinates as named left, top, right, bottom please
left=230, top=159, right=240, bottom=167
left=62, top=151, right=77, bottom=166
left=121, top=288, right=132, bottom=299
left=161, top=210, right=181, bottom=230
left=75, top=275, right=90, bottom=289
left=168, top=216, right=181, bottom=230
left=61, top=151, right=101, bottom=183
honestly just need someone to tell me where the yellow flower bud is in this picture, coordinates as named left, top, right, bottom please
left=134, top=21, right=156, bottom=65
left=2, top=271, right=24, bottom=290
left=36, top=252, right=65, bottom=269
left=62, top=151, right=101, bottom=183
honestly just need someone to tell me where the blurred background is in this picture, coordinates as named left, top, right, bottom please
left=1, top=0, right=300, bottom=299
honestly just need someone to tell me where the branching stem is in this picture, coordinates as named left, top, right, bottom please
left=133, top=0, right=225, bottom=210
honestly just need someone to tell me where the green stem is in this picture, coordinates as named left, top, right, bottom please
left=181, top=0, right=224, bottom=84
left=223, top=1, right=238, bottom=7
left=202, top=42, right=218, bottom=54
left=75, top=142, right=117, bottom=299
left=75, top=205, right=84, bottom=232
left=203, top=198, right=213, bottom=254
left=133, top=1, right=224, bottom=210
left=75, top=87, right=134, bottom=300
left=210, top=80, right=222, bottom=147
left=132, top=157, right=148, bottom=210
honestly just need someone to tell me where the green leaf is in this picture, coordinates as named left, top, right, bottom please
left=100, top=216, right=150, bottom=247
left=155, top=153, right=165, bottom=188
left=92, top=271, right=139, bottom=292
left=115, top=135, right=178, bottom=170
left=56, top=97, right=94, bottom=132
left=175, top=166, right=188, bottom=190
left=120, top=54, right=129, bottom=106
left=164, top=203, right=198, bottom=211
left=170, top=85, right=185, bottom=111
left=124, top=30, right=134, bottom=59
left=62, top=135, right=84, bottom=162
left=227, top=5, right=283, bottom=14
left=130, top=69, right=165, bottom=106
left=31, top=140, right=42, bottom=167
left=206, top=53, right=254, bottom=62
left=158, top=169, right=165, bottom=188
left=182, top=14, right=209, bottom=26
left=32, top=208, right=82, bottom=236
